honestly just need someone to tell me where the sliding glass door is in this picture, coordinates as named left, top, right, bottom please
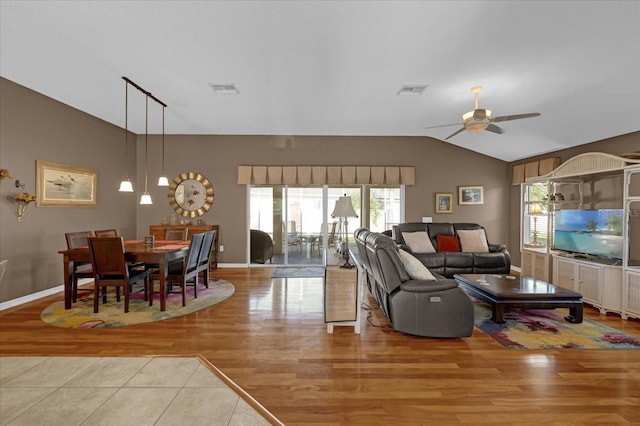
left=249, top=185, right=402, bottom=266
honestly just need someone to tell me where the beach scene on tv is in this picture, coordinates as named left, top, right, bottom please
left=553, top=209, right=624, bottom=260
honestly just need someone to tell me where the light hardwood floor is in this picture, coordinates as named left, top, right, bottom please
left=1, top=268, right=640, bottom=425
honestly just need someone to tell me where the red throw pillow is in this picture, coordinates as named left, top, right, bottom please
left=437, top=235, right=461, bottom=252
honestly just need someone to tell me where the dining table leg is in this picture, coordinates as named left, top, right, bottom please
left=159, top=257, right=167, bottom=311
left=63, top=256, right=72, bottom=310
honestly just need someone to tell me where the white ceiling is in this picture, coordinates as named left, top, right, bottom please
left=1, top=1, right=639, bottom=162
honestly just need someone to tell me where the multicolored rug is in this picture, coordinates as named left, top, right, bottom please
left=41, top=279, right=235, bottom=329
left=271, top=267, right=325, bottom=278
left=473, top=301, right=640, bottom=350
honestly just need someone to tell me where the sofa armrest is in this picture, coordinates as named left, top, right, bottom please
left=400, top=279, right=458, bottom=293
left=488, top=243, right=507, bottom=253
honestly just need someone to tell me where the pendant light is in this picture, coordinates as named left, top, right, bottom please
left=139, top=94, right=153, bottom=205
left=157, top=105, right=169, bottom=186
left=118, top=80, right=134, bottom=192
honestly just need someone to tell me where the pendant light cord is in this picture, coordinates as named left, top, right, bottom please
left=144, top=94, right=149, bottom=192
left=124, top=81, right=129, bottom=179
left=161, top=106, right=165, bottom=176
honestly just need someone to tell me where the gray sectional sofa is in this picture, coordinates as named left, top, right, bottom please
left=354, top=227, right=474, bottom=338
left=391, top=222, right=510, bottom=278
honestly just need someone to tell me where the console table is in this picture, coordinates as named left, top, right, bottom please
left=149, top=224, right=219, bottom=269
left=324, top=251, right=363, bottom=334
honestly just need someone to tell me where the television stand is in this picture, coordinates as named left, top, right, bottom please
left=552, top=254, right=623, bottom=317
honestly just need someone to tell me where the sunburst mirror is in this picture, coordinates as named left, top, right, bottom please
left=168, top=172, right=214, bottom=217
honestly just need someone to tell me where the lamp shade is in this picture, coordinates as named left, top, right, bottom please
left=157, top=176, right=169, bottom=186
left=118, top=179, right=133, bottom=192
left=331, top=195, right=358, bottom=218
left=139, top=192, right=153, bottom=205
left=529, top=203, right=543, bottom=215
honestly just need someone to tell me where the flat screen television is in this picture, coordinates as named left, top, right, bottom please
left=553, top=209, right=624, bottom=260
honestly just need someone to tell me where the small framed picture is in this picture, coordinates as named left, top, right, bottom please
left=435, top=193, right=453, bottom=213
left=458, top=185, right=484, bottom=205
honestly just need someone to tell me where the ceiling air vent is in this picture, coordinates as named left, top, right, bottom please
left=208, top=83, right=240, bottom=94
left=397, top=85, right=428, bottom=96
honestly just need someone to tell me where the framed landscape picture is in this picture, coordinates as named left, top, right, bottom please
left=458, top=185, right=484, bottom=205
left=435, top=193, right=453, bottom=213
left=36, top=160, right=97, bottom=207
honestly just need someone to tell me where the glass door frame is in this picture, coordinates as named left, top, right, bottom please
left=246, top=184, right=405, bottom=266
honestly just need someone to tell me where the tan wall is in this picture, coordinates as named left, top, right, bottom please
left=1, top=77, right=512, bottom=302
left=0, top=78, right=139, bottom=302
left=1, top=76, right=636, bottom=303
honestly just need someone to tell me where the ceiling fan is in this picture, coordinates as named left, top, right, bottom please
left=425, top=86, right=541, bottom=140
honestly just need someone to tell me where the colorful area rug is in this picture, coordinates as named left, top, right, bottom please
left=271, top=267, right=326, bottom=278
left=41, top=279, right=235, bottom=329
left=473, top=301, right=640, bottom=349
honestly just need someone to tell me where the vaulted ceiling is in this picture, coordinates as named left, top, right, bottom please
left=1, top=1, right=638, bottom=161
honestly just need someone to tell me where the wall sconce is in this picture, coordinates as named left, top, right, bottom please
left=14, top=180, right=36, bottom=222
left=0, top=168, right=12, bottom=184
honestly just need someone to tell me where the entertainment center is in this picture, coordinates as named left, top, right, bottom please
left=520, top=152, right=640, bottom=320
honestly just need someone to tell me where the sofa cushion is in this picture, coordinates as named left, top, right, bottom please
left=457, top=229, right=489, bottom=253
left=436, top=235, right=461, bottom=252
left=402, top=231, right=436, bottom=253
left=398, top=249, right=436, bottom=281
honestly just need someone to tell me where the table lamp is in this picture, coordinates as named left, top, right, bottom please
left=331, top=194, right=358, bottom=268
left=528, top=203, right=543, bottom=246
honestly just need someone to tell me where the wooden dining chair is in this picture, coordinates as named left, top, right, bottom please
left=65, top=231, right=95, bottom=302
left=165, top=228, right=188, bottom=240
left=87, top=237, right=150, bottom=313
left=194, top=230, right=216, bottom=297
left=95, top=229, right=118, bottom=237
left=151, top=232, right=205, bottom=306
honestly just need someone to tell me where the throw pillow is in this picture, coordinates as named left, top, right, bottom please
left=436, top=234, right=461, bottom=252
left=457, top=229, right=490, bottom=253
left=398, top=249, right=436, bottom=281
left=401, top=231, right=436, bottom=253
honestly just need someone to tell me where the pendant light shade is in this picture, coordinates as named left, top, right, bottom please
left=119, top=180, right=134, bottom=192
left=119, top=80, right=134, bottom=192
left=157, top=105, right=169, bottom=186
left=140, top=192, right=153, bottom=204
left=139, top=94, right=153, bottom=205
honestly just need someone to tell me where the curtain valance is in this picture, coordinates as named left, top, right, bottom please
left=238, top=165, right=415, bottom=185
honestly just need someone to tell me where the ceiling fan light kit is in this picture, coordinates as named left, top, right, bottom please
left=425, top=85, right=540, bottom=140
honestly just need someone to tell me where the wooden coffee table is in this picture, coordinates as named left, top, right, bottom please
left=454, top=274, right=583, bottom=324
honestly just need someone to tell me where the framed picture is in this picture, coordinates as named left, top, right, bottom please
left=36, top=160, right=97, bottom=207
left=458, top=185, right=484, bottom=205
left=435, top=193, right=453, bottom=213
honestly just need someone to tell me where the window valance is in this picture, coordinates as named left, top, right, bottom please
left=238, top=165, right=415, bottom=185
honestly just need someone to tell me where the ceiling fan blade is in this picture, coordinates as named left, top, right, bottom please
left=424, top=122, right=463, bottom=130
left=445, top=127, right=466, bottom=140
left=493, top=112, right=541, bottom=123
left=485, top=124, right=504, bottom=134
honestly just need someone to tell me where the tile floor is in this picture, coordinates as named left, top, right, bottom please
left=0, top=356, right=273, bottom=426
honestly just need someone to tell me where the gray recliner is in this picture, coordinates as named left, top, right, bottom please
left=355, top=227, right=474, bottom=338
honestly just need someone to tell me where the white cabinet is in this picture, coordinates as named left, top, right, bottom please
left=522, top=250, right=549, bottom=281
left=623, top=270, right=640, bottom=320
left=554, top=256, right=577, bottom=291
left=552, top=255, right=622, bottom=315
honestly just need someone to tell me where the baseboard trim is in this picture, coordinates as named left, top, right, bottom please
left=0, top=285, right=64, bottom=311
left=0, top=264, right=260, bottom=310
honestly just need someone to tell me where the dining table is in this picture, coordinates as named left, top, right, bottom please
left=58, top=239, right=190, bottom=311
